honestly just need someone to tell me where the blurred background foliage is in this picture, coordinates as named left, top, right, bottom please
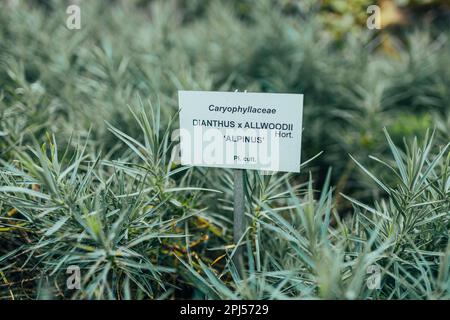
left=0, top=0, right=449, bottom=300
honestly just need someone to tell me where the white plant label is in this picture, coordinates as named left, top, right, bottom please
left=178, top=90, right=303, bottom=172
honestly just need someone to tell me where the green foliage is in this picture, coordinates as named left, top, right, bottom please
left=0, top=0, right=449, bottom=300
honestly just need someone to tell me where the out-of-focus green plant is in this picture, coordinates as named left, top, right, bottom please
left=1, top=0, right=449, bottom=300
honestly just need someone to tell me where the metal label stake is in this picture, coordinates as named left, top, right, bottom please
left=233, top=168, right=245, bottom=274
left=178, top=89, right=303, bottom=277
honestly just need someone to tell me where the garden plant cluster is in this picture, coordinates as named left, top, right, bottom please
left=0, top=0, right=449, bottom=300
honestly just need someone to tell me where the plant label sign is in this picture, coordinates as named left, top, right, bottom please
left=178, top=90, right=303, bottom=172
